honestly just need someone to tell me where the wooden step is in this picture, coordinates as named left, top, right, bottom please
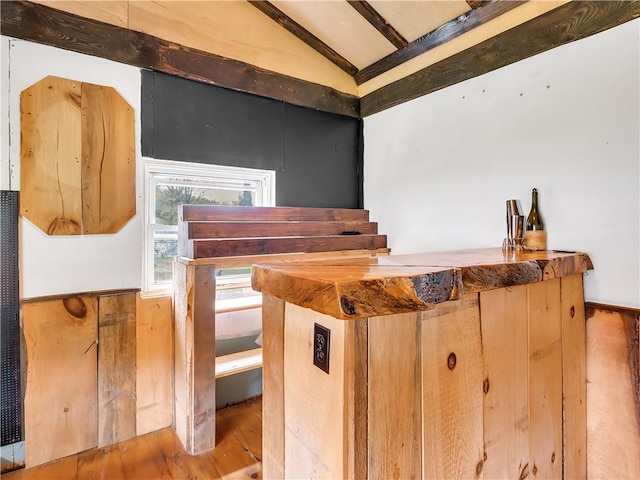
left=187, top=220, right=378, bottom=239
left=191, top=234, right=388, bottom=258
left=181, top=205, right=370, bottom=222
left=215, top=348, right=263, bottom=379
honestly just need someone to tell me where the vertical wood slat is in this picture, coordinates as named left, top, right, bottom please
left=173, top=262, right=217, bottom=454
left=421, top=293, right=484, bottom=479
left=367, top=312, right=421, bottom=479
left=480, top=285, right=529, bottom=479
left=560, top=274, right=587, bottom=479
left=283, top=304, right=347, bottom=479
left=98, top=292, right=137, bottom=447
left=528, top=278, right=563, bottom=479
left=81, top=82, right=135, bottom=234
left=136, top=293, right=173, bottom=436
left=20, top=76, right=83, bottom=235
left=586, top=307, right=640, bottom=478
left=345, top=318, right=368, bottom=480
left=23, top=296, right=99, bottom=467
left=261, top=293, right=286, bottom=480
left=173, top=262, right=190, bottom=451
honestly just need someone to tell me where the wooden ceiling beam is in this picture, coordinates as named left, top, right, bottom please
left=248, top=0, right=358, bottom=77
left=347, top=1, right=408, bottom=50
left=355, top=0, right=526, bottom=85
left=467, top=0, right=491, bottom=9
left=0, top=0, right=360, bottom=118
left=361, top=0, right=640, bottom=116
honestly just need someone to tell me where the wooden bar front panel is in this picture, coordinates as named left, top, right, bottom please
left=421, top=294, right=484, bottom=479
left=262, top=274, right=588, bottom=479
left=283, top=304, right=349, bottom=478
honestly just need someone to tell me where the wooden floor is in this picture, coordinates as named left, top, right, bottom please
left=4, top=397, right=263, bottom=480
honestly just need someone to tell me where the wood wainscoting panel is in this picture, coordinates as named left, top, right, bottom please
left=283, top=303, right=348, bottom=479
left=560, top=274, right=587, bottom=479
left=527, top=278, right=563, bottom=479
left=586, top=305, right=640, bottom=479
left=98, top=292, right=137, bottom=447
left=261, top=293, right=286, bottom=480
left=480, top=284, right=529, bottom=479
left=23, top=296, right=99, bottom=467
left=421, top=293, right=484, bottom=479
left=136, top=293, right=174, bottom=436
left=368, top=312, right=420, bottom=479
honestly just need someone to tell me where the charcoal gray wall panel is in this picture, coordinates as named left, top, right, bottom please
left=279, top=104, right=360, bottom=208
left=141, top=70, right=362, bottom=208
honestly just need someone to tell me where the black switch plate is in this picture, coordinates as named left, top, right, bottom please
left=313, top=323, right=330, bottom=374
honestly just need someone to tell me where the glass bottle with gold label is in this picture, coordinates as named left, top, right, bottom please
left=525, top=188, right=547, bottom=250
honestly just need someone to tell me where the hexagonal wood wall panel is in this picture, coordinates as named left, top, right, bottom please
left=20, top=75, right=135, bottom=235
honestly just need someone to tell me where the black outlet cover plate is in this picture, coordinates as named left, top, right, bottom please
left=313, top=323, right=330, bottom=374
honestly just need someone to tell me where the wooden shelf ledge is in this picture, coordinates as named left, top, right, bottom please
left=215, top=348, right=263, bottom=379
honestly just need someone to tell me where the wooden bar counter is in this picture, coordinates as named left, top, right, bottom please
left=252, top=248, right=594, bottom=479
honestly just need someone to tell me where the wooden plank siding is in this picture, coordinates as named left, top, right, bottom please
left=585, top=303, right=640, bottom=479
left=21, top=291, right=174, bottom=467
left=97, top=293, right=137, bottom=447
left=23, top=296, right=99, bottom=467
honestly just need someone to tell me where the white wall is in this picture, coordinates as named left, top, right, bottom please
left=364, top=19, right=640, bottom=308
left=3, top=37, right=143, bottom=298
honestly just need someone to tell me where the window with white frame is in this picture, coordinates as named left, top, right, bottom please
left=144, top=158, right=276, bottom=296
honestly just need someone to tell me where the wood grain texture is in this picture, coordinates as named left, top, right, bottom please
left=253, top=263, right=460, bottom=319
left=586, top=306, right=640, bottom=479
left=480, top=284, right=529, bottom=479
left=98, top=292, right=137, bottom=447
left=192, top=234, right=387, bottom=259
left=4, top=399, right=263, bottom=480
left=283, top=304, right=348, bottom=479
left=345, top=318, right=368, bottom=480
left=347, top=0, right=408, bottom=49
left=527, top=278, right=562, bottom=479
left=80, top=82, right=135, bottom=234
left=355, top=0, right=523, bottom=84
left=20, top=74, right=135, bottom=235
left=361, top=1, right=640, bottom=115
left=368, top=312, right=421, bottom=479
left=23, top=296, right=99, bottom=467
left=181, top=205, right=370, bottom=222
left=560, top=274, right=587, bottom=479
left=249, top=0, right=358, bottom=76
left=191, top=265, right=217, bottom=454
left=173, top=262, right=190, bottom=452
left=187, top=220, right=378, bottom=239
left=181, top=248, right=390, bottom=268
left=421, top=294, right=484, bottom=479
left=20, top=75, right=83, bottom=235
left=253, top=248, right=591, bottom=320
left=260, top=293, right=285, bottom=480
left=0, top=0, right=359, bottom=117
left=136, top=293, right=173, bottom=436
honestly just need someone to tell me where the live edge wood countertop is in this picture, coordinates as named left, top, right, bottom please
left=251, top=247, right=593, bottom=320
